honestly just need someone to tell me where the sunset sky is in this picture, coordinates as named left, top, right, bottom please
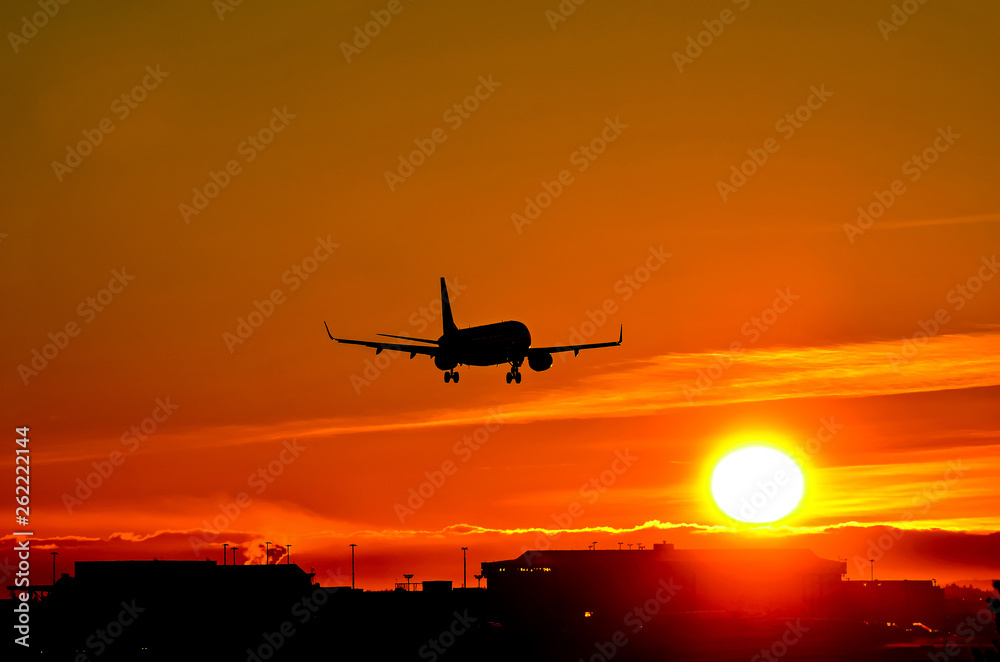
left=3, top=0, right=999, bottom=590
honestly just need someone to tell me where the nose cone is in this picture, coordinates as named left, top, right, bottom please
left=515, top=321, right=531, bottom=346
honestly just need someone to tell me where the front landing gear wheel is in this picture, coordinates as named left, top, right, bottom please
left=444, top=372, right=451, bottom=383
left=505, top=372, right=513, bottom=384
left=452, top=371, right=459, bottom=383
left=514, top=372, right=521, bottom=384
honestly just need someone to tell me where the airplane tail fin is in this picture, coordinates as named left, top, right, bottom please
left=440, top=277, right=458, bottom=336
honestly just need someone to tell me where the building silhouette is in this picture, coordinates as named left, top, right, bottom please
left=4, top=547, right=989, bottom=662
left=840, top=579, right=944, bottom=629
left=480, top=543, right=956, bottom=660
left=483, top=543, right=848, bottom=623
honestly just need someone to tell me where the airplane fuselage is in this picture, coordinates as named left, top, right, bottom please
left=435, top=321, right=531, bottom=369
left=325, top=277, right=620, bottom=384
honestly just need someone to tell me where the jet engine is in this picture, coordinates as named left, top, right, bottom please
left=527, top=350, right=553, bottom=372
left=434, top=355, right=457, bottom=371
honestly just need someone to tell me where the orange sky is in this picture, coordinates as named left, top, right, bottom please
left=2, top=0, right=999, bottom=589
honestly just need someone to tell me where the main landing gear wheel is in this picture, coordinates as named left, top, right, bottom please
left=444, top=370, right=459, bottom=383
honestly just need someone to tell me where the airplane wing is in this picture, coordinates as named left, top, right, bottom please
left=531, top=325, right=622, bottom=357
left=324, top=322, right=438, bottom=358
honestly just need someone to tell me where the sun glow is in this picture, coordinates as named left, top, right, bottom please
left=711, top=445, right=805, bottom=523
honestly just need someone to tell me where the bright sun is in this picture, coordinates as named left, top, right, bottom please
left=711, top=445, right=805, bottom=523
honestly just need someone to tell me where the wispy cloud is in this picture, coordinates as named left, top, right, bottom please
left=289, top=331, right=1000, bottom=433
left=848, top=211, right=1000, bottom=232
left=36, top=332, right=1000, bottom=462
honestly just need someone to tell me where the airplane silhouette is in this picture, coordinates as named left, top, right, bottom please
left=325, top=278, right=622, bottom=384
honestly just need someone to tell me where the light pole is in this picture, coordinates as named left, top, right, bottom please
left=286, top=545, right=292, bottom=565
left=51, top=551, right=58, bottom=585
left=618, top=542, right=623, bottom=550
left=461, top=547, right=468, bottom=589
left=265, top=542, right=270, bottom=565
left=350, top=544, right=357, bottom=589
left=404, top=573, right=414, bottom=592
left=232, top=547, right=238, bottom=566
left=474, top=574, right=482, bottom=589
left=869, top=559, right=874, bottom=582
left=223, top=543, right=228, bottom=566
left=592, top=541, right=597, bottom=551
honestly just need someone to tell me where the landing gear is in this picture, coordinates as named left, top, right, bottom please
left=444, top=370, right=460, bottom=383
left=505, top=360, right=523, bottom=384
